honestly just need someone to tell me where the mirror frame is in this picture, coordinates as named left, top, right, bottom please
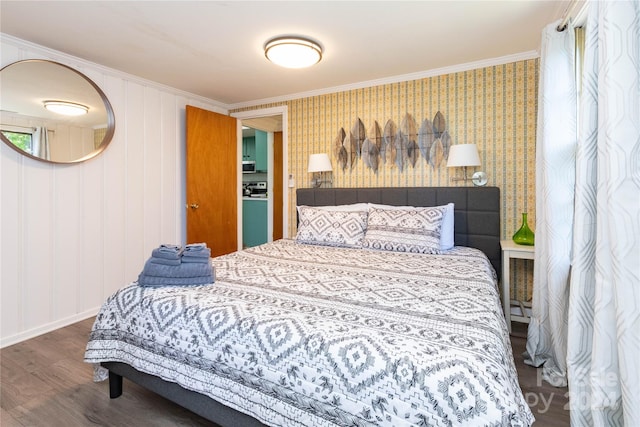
left=0, top=59, right=116, bottom=164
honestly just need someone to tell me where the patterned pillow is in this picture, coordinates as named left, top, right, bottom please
left=297, top=203, right=369, bottom=213
left=295, top=206, right=368, bottom=248
left=362, top=206, right=446, bottom=254
left=368, top=203, right=455, bottom=250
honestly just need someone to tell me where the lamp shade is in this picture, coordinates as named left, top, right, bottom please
left=446, top=144, right=481, bottom=167
left=308, top=153, right=332, bottom=172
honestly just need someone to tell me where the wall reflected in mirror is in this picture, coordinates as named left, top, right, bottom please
left=0, top=59, right=115, bottom=164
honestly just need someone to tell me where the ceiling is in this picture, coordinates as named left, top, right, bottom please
left=0, top=1, right=568, bottom=108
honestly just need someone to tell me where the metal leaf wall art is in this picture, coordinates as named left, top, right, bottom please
left=418, top=119, right=435, bottom=164
left=346, top=132, right=356, bottom=169
left=332, top=111, right=452, bottom=174
left=382, top=119, right=397, bottom=166
left=401, top=113, right=419, bottom=168
left=395, top=130, right=407, bottom=172
left=433, top=111, right=446, bottom=137
left=361, top=121, right=382, bottom=173
left=430, top=137, right=444, bottom=169
left=351, top=118, right=366, bottom=159
left=333, top=128, right=348, bottom=172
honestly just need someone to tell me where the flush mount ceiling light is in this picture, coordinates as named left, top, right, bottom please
left=43, top=100, right=89, bottom=116
left=264, top=37, right=322, bottom=69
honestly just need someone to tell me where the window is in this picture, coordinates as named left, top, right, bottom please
left=1, top=129, right=33, bottom=154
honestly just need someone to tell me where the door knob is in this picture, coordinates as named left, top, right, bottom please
left=188, top=203, right=199, bottom=209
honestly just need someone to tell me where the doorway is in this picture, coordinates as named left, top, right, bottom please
left=231, top=106, right=288, bottom=251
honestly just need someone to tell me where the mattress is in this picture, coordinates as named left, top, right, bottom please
left=85, top=239, right=534, bottom=426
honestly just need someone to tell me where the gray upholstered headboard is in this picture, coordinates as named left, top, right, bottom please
left=296, top=187, right=501, bottom=279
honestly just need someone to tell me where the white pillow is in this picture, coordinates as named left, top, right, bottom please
left=440, top=203, right=455, bottom=250
left=362, top=206, right=446, bottom=254
left=295, top=206, right=368, bottom=248
left=297, top=203, right=369, bottom=215
left=368, top=202, right=454, bottom=250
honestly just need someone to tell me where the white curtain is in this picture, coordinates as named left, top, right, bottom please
left=32, top=126, right=50, bottom=160
left=524, top=19, right=577, bottom=387
left=566, top=1, right=640, bottom=426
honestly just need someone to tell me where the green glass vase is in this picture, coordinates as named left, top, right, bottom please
left=513, top=212, right=535, bottom=245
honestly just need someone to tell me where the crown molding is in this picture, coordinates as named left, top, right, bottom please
left=228, top=50, right=540, bottom=110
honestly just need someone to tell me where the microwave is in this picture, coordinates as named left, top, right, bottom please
left=242, top=160, right=256, bottom=173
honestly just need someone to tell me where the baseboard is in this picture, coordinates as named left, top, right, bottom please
left=0, top=308, right=100, bottom=348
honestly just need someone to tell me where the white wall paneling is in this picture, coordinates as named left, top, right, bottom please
left=0, top=34, right=227, bottom=347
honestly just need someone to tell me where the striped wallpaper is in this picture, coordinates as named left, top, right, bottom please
left=233, top=58, right=538, bottom=302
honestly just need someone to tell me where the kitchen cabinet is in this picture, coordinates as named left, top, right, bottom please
left=242, top=130, right=268, bottom=171
left=243, top=199, right=267, bottom=247
left=242, top=136, right=255, bottom=161
left=255, top=130, right=268, bottom=171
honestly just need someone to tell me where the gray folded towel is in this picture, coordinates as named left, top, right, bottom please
left=152, top=244, right=184, bottom=260
left=137, top=273, right=214, bottom=287
left=142, top=258, right=212, bottom=278
left=149, top=256, right=181, bottom=266
left=183, top=243, right=211, bottom=258
left=181, top=256, right=209, bottom=264
left=185, top=243, right=207, bottom=251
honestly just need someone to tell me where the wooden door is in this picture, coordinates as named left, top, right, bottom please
left=273, top=131, right=283, bottom=240
left=186, top=105, right=237, bottom=257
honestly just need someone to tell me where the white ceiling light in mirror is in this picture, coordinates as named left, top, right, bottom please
left=44, top=100, right=89, bottom=116
left=264, top=37, right=322, bottom=69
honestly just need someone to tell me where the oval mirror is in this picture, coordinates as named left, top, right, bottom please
left=0, top=59, right=115, bottom=164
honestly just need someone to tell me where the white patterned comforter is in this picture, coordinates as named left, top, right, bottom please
left=85, top=239, right=534, bottom=426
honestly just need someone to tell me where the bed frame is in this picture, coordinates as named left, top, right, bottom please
left=104, top=186, right=500, bottom=426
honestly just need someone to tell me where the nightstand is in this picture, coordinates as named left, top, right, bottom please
left=500, top=239, right=535, bottom=333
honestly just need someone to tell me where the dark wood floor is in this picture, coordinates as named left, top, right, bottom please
left=1, top=318, right=569, bottom=426
left=510, top=322, right=570, bottom=426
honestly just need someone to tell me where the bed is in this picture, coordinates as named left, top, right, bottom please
left=85, top=186, right=534, bottom=426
